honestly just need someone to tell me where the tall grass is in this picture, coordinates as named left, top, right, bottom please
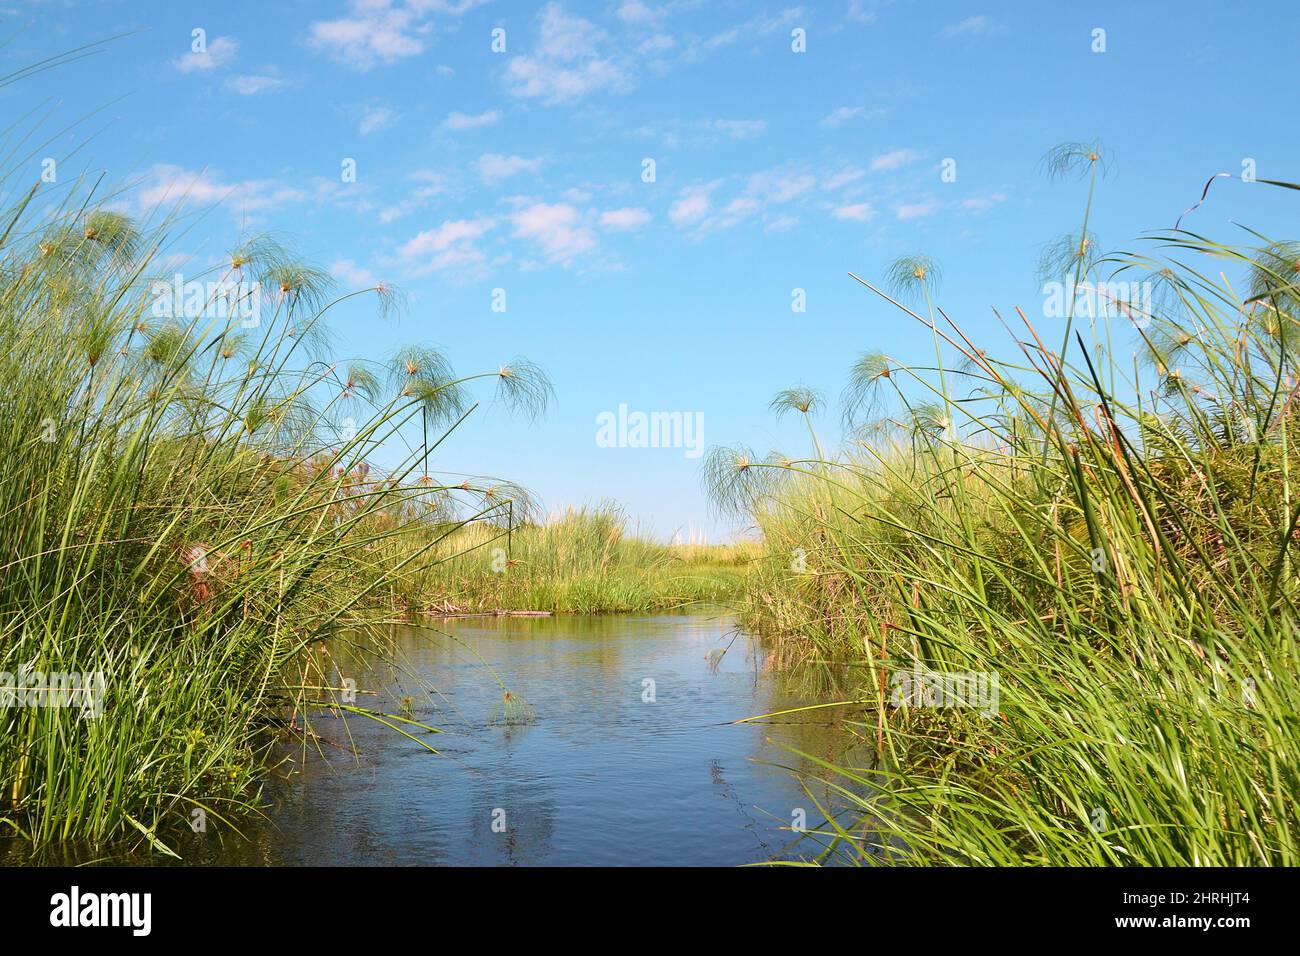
left=709, top=149, right=1300, bottom=865
left=0, top=179, right=551, bottom=852
left=388, top=502, right=753, bottom=614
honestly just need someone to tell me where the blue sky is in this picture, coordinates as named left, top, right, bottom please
left=5, top=0, right=1298, bottom=539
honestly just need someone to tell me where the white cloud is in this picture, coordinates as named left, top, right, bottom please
left=599, top=207, right=652, bottom=230
left=670, top=164, right=820, bottom=234
left=475, top=153, right=543, bottom=183
left=746, top=167, right=816, bottom=203
left=172, top=36, right=238, bottom=74
left=638, top=34, right=675, bottom=55
left=870, top=148, right=919, bottom=172
left=504, top=3, right=632, bottom=103
left=669, top=184, right=716, bottom=227
left=846, top=0, right=879, bottom=25
left=135, top=165, right=306, bottom=216
left=718, top=196, right=760, bottom=223
left=615, top=0, right=661, bottom=23
left=226, top=69, right=285, bottom=95
left=823, top=106, right=863, bottom=126
left=307, top=0, right=486, bottom=69
left=960, top=192, right=1009, bottom=213
left=359, top=106, right=398, bottom=135
left=822, top=166, right=866, bottom=191
left=400, top=217, right=496, bottom=273
left=832, top=202, right=875, bottom=222
left=822, top=105, right=886, bottom=126
left=309, top=2, right=421, bottom=67
left=714, top=119, right=767, bottom=140
left=894, top=200, right=939, bottom=220
left=534, top=2, right=605, bottom=59
left=443, top=109, right=501, bottom=130
left=944, top=15, right=1003, bottom=38
left=378, top=171, right=453, bottom=224
left=511, top=202, right=596, bottom=264
left=331, top=258, right=379, bottom=287
left=506, top=56, right=628, bottom=102
left=692, top=8, right=803, bottom=57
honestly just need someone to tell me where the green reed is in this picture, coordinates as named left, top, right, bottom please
left=390, top=502, right=753, bottom=614
left=0, top=176, right=551, bottom=853
left=709, top=147, right=1300, bottom=865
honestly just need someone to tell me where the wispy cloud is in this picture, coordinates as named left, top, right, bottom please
left=846, top=0, right=880, bottom=25
left=669, top=164, right=817, bottom=234
left=400, top=217, right=496, bottom=275
left=821, top=105, right=886, bottom=126
left=745, top=165, right=817, bottom=203
left=716, top=196, right=761, bottom=227
left=822, top=166, right=866, bottom=191
left=870, top=148, right=919, bottom=172
left=615, top=0, right=663, bottom=24
left=669, top=183, right=718, bottom=228
left=511, top=202, right=597, bottom=265
left=713, top=119, right=767, bottom=140
left=831, top=202, right=875, bottom=222
left=689, top=7, right=804, bottom=58
left=637, top=33, right=675, bottom=56
left=359, top=106, right=398, bottom=135
left=960, top=191, right=1009, bottom=213
left=308, top=0, right=487, bottom=70
left=171, top=36, right=238, bottom=74
left=475, top=153, right=544, bottom=184
left=378, top=170, right=453, bottom=224
left=135, top=165, right=305, bottom=217
left=504, top=3, right=632, bottom=103
left=226, top=68, right=286, bottom=95
left=944, top=15, right=1003, bottom=38
left=443, top=109, right=502, bottom=130
left=330, top=258, right=379, bottom=288
left=894, top=199, right=939, bottom=221
left=309, top=9, right=419, bottom=67
left=310, top=6, right=419, bottom=68
left=599, top=207, right=652, bottom=230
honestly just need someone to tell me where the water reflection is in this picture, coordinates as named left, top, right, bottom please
left=2, top=612, right=870, bottom=866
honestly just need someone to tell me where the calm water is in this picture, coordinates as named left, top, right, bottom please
left=7, top=612, right=868, bottom=866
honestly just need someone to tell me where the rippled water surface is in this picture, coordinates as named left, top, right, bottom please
left=6, top=612, right=865, bottom=866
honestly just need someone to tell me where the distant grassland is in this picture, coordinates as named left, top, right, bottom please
left=385, top=504, right=755, bottom=614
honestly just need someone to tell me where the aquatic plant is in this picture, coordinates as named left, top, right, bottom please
left=715, top=145, right=1300, bottom=866
left=394, top=502, right=752, bottom=614
left=0, top=173, right=553, bottom=853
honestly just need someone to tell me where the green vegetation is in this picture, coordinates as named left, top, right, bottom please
left=0, top=180, right=742, bottom=856
left=0, top=178, right=554, bottom=851
left=389, top=503, right=752, bottom=614
left=709, top=146, right=1300, bottom=865
left=8, top=85, right=1293, bottom=871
